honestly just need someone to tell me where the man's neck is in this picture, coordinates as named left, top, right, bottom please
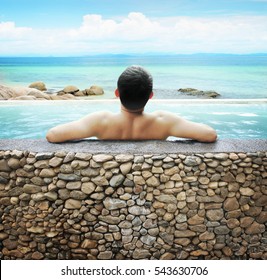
left=121, top=105, right=144, bottom=117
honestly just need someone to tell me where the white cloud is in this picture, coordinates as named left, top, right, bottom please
left=66, top=13, right=267, bottom=54
left=1, top=13, right=267, bottom=55
left=170, top=15, right=267, bottom=53
left=69, top=14, right=117, bottom=40
left=0, top=21, right=32, bottom=40
left=68, top=13, right=163, bottom=41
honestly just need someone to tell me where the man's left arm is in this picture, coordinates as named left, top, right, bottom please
left=166, top=113, right=217, bottom=142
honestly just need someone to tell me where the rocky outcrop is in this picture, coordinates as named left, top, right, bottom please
left=0, top=85, right=33, bottom=100
left=0, top=85, right=25, bottom=100
left=1, top=83, right=105, bottom=100
left=28, top=81, right=47, bottom=91
left=57, top=85, right=81, bottom=96
left=0, top=84, right=77, bottom=100
left=84, top=85, right=104, bottom=96
left=57, top=85, right=105, bottom=97
left=178, top=88, right=220, bottom=98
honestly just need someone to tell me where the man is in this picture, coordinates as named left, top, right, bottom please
left=46, top=66, right=217, bottom=143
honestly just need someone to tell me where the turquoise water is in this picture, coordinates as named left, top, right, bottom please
left=0, top=100, right=266, bottom=139
left=0, top=55, right=267, bottom=99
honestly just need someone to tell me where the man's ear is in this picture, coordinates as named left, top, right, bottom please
left=149, top=92, right=154, bottom=99
left=115, top=89, right=120, bottom=98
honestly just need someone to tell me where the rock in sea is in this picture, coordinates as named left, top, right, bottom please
left=28, top=81, right=47, bottom=91
left=84, top=85, right=104, bottom=96
left=178, top=88, right=220, bottom=98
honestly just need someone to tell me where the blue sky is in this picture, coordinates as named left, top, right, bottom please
left=0, top=0, right=267, bottom=55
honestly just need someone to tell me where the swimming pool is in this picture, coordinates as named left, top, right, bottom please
left=0, top=99, right=266, bottom=140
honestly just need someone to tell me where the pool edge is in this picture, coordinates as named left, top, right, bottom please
left=0, top=139, right=266, bottom=154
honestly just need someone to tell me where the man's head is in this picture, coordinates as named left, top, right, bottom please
left=116, top=65, right=153, bottom=111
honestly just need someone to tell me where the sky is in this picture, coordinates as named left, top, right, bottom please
left=0, top=0, right=267, bottom=56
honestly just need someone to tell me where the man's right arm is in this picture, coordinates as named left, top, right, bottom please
left=46, top=112, right=104, bottom=143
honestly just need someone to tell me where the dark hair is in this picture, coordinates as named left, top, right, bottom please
left=117, top=65, right=153, bottom=110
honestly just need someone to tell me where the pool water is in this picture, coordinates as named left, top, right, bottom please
left=0, top=100, right=266, bottom=140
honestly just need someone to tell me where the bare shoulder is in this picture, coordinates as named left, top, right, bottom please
left=150, top=110, right=183, bottom=123
left=87, top=110, right=114, bottom=117
left=81, top=111, right=114, bottom=122
left=78, top=110, right=115, bottom=131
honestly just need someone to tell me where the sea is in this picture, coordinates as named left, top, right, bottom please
left=0, top=54, right=267, bottom=99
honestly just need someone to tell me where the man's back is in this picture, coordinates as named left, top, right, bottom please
left=95, top=111, right=170, bottom=140
left=46, top=109, right=217, bottom=143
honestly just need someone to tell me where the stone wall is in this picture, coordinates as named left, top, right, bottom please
left=0, top=140, right=266, bottom=260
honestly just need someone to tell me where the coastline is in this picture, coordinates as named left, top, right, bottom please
left=1, top=83, right=267, bottom=100
left=1, top=54, right=267, bottom=99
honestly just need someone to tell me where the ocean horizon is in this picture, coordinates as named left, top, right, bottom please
left=0, top=53, right=267, bottom=99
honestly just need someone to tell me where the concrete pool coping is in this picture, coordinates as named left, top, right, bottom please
left=0, top=139, right=266, bottom=154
